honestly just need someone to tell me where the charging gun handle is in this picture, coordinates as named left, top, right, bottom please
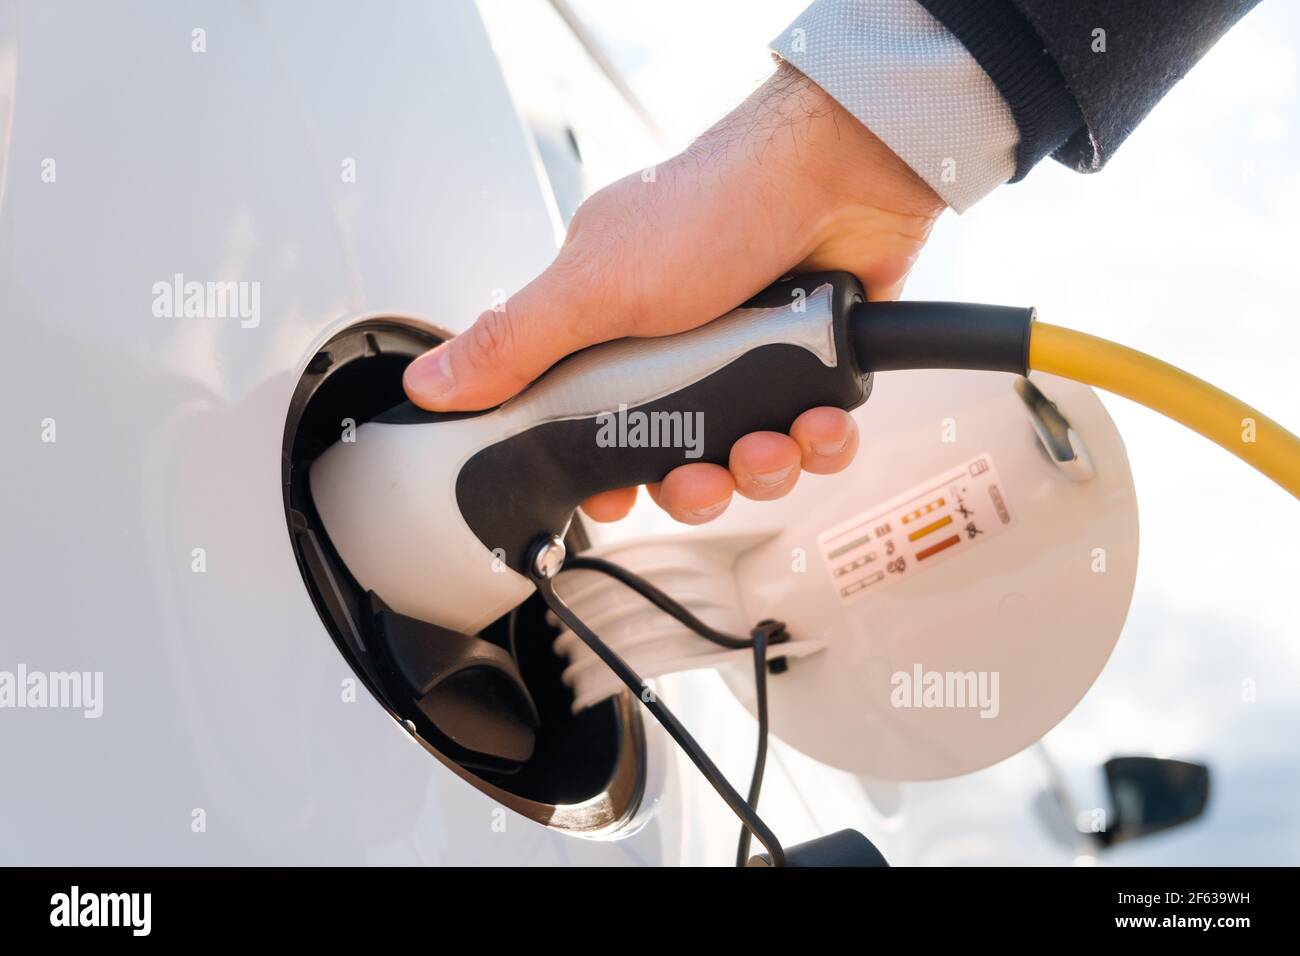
left=377, top=272, right=872, bottom=578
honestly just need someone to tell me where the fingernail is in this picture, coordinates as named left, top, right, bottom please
left=750, top=465, right=794, bottom=488
left=686, top=500, right=728, bottom=518
left=405, top=347, right=455, bottom=402
left=812, top=436, right=848, bottom=456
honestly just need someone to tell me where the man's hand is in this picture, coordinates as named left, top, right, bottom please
left=403, top=64, right=944, bottom=524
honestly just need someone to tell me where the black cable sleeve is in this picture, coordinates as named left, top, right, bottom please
left=849, top=300, right=1035, bottom=375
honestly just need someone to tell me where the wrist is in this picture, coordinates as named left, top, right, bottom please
left=693, top=64, right=944, bottom=262
left=761, top=64, right=946, bottom=295
left=773, top=63, right=944, bottom=217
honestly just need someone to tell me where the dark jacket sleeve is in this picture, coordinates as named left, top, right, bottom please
left=916, top=0, right=1262, bottom=180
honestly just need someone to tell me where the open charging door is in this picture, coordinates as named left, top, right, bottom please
left=554, top=368, right=1138, bottom=781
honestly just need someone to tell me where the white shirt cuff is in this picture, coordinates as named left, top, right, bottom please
left=770, top=0, right=1018, bottom=213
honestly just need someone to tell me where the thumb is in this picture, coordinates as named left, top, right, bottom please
left=403, top=252, right=609, bottom=412
left=403, top=137, right=797, bottom=411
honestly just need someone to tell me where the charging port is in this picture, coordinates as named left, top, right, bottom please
left=282, top=320, right=644, bottom=832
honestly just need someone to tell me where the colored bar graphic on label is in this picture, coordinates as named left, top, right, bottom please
left=817, top=452, right=1014, bottom=606
left=901, top=497, right=945, bottom=524
left=907, top=514, right=953, bottom=543
left=915, top=534, right=961, bottom=561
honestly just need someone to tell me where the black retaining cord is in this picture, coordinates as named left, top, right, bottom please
left=563, top=555, right=753, bottom=649
left=565, top=556, right=785, bottom=866
left=736, top=619, right=776, bottom=867
left=529, top=552, right=787, bottom=867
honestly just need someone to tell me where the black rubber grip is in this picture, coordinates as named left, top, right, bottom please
left=849, top=300, right=1035, bottom=375
left=456, top=273, right=872, bottom=573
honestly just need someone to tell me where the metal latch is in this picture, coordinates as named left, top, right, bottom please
left=1015, top=377, right=1096, bottom=482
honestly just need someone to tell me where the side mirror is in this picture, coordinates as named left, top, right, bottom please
left=1096, top=756, right=1210, bottom=848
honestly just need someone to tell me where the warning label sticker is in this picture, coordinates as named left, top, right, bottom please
left=818, top=453, right=1013, bottom=605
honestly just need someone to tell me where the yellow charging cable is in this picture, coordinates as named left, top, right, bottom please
left=1029, top=323, right=1300, bottom=499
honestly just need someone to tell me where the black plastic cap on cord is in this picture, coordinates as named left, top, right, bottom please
left=748, top=829, right=889, bottom=867
left=849, top=300, right=1035, bottom=376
